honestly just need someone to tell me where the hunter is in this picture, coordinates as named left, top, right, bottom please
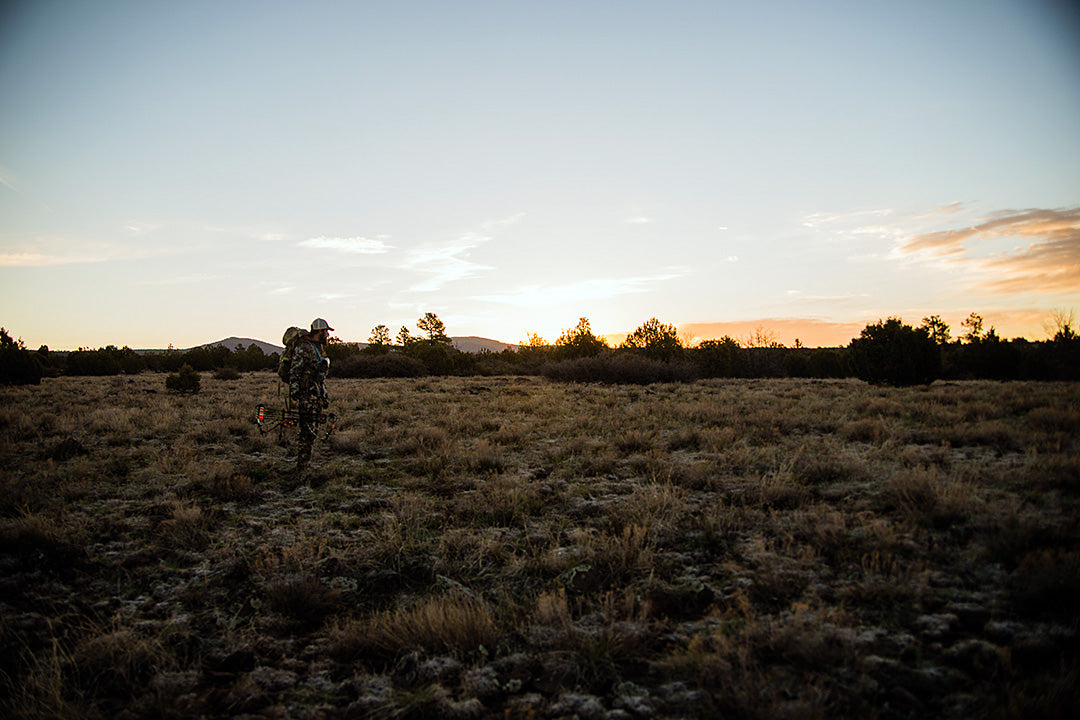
left=290, top=318, right=333, bottom=473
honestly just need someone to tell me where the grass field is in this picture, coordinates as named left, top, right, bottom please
left=1, top=373, right=1078, bottom=719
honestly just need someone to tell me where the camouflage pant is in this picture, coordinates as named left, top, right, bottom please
left=292, top=393, right=322, bottom=472
left=296, top=411, right=317, bottom=471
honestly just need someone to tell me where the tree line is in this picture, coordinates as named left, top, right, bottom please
left=2, top=310, right=1078, bottom=387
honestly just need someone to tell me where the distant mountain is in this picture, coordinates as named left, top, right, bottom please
left=202, top=337, right=283, bottom=354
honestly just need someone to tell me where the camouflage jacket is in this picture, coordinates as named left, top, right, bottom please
left=288, top=338, right=328, bottom=413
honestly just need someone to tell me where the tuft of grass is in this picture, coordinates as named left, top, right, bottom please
left=881, top=466, right=974, bottom=528
left=332, top=592, right=498, bottom=664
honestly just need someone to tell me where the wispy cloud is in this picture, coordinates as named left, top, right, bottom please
left=124, top=220, right=161, bottom=235
left=0, top=166, right=22, bottom=194
left=407, top=232, right=495, bottom=292
left=895, top=207, right=1080, bottom=294
left=299, top=236, right=393, bottom=254
left=474, top=273, right=682, bottom=307
left=802, top=208, right=893, bottom=228
left=625, top=216, right=652, bottom=224
left=480, top=213, right=527, bottom=230
left=141, top=273, right=229, bottom=285
left=0, top=251, right=109, bottom=267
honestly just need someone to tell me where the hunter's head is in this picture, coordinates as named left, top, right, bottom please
left=310, top=318, right=333, bottom=343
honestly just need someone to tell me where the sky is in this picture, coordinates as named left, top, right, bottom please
left=2, top=0, right=1079, bottom=350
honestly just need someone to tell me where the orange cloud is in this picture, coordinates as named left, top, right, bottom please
left=898, top=207, right=1080, bottom=294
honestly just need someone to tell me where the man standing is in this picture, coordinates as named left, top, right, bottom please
left=289, top=318, right=332, bottom=474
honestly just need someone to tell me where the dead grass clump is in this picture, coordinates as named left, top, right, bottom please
left=466, top=474, right=545, bottom=525
left=838, top=417, right=891, bottom=444
left=72, top=628, right=166, bottom=696
left=943, top=420, right=1023, bottom=451
left=157, top=502, right=211, bottom=550
left=531, top=587, right=572, bottom=627
left=1026, top=453, right=1080, bottom=492
left=657, top=618, right=840, bottom=719
left=697, top=426, right=738, bottom=453
left=329, top=428, right=367, bottom=455
left=855, top=396, right=906, bottom=418
left=881, top=467, right=974, bottom=528
left=617, top=429, right=656, bottom=453
left=620, top=481, right=686, bottom=529
left=394, top=425, right=453, bottom=456
left=198, top=467, right=258, bottom=501
left=754, top=472, right=811, bottom=510
left=593, top=523, right=655, bottom=580
left=263, top=572, right=342, bottom=625
left=977, top=506, right=1057, bottom=568
left=3, top=641, right=94, bottom=720
left=692, top=499, right=747, bottom=553
left=0, top=511, right=69, bottom=551
left=792, top=445, right=868, bottom=485
left=469, top=438, right=506, bottom=473
left=1025, top=405, right=1080, bottom=433
left=331, top=591, right=498, bottom=664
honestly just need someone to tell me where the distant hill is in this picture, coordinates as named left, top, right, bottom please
left=197, top=336, right=518, bottom=355
left=201, top=337, right=283, bottom=354
left=451, top=336, right=518, bottom=353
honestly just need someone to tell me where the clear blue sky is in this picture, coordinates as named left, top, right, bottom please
left=2, top=0, right=1078, bottom=349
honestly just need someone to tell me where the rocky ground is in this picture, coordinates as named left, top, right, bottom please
left=1, top=373, right=1078, bottom=718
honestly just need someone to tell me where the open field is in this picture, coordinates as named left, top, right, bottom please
left=2, top=373, right=1078, bottom=719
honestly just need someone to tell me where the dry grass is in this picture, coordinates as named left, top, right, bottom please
left=1, top=373, right=1077, bottom=718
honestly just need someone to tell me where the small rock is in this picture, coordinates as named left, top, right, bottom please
left=417, top=655, right=462, bottom=684
left=913, top=613, right=957, bottom=640
left=462, top=666, right=501, bottom=699
left=550, top=693, right=606, bottom=720
left=944, top=638, right=1003, bottom=673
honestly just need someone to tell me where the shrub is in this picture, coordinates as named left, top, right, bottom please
left=213, top=367, right=242, bottom=381
left=693, top=337, right=744, bottom=377
left=621, top=317, right=684, bottom=361
left=848, top=317, right=940, bottom=386
left=0, top=347, right=43, bottom=385
left=542, top=354, right=698, bottom=384
left=165, top=363, right=201, bottom=394
left=335, top=352, right=428, bottom=378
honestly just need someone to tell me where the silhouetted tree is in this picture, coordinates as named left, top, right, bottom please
left=1045, top=308, right=1077, bottom=343
left=694, top=337, right=744, bottom=377
left=553, top=317, right=608, bottom=360
left=621, top=317, right=684, bottom=361
left=417, top=313, right=451, bottom=345
left=921, top=315, right=951, bottom=345
left=961, top=312, right=986, bottom=344
left=848, top=317, right=940, bottom=386
left=368, top=324, right=392, bottom=347
left=0, top=328, right=43, bottom=385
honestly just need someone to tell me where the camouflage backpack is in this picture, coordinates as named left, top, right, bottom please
left=277, top=327, right=307, bottom=382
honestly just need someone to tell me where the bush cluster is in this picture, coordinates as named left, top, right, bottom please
left=541, top=354, right=698, bottom=385
left=4, top=315, right=1078, bottom=386
left=165, top=364, right=201, bottom=394
left=0, top=329, right=42, bottom=386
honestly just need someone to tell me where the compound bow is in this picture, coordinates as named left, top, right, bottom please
left=255, top=404, right=336, bottom=443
